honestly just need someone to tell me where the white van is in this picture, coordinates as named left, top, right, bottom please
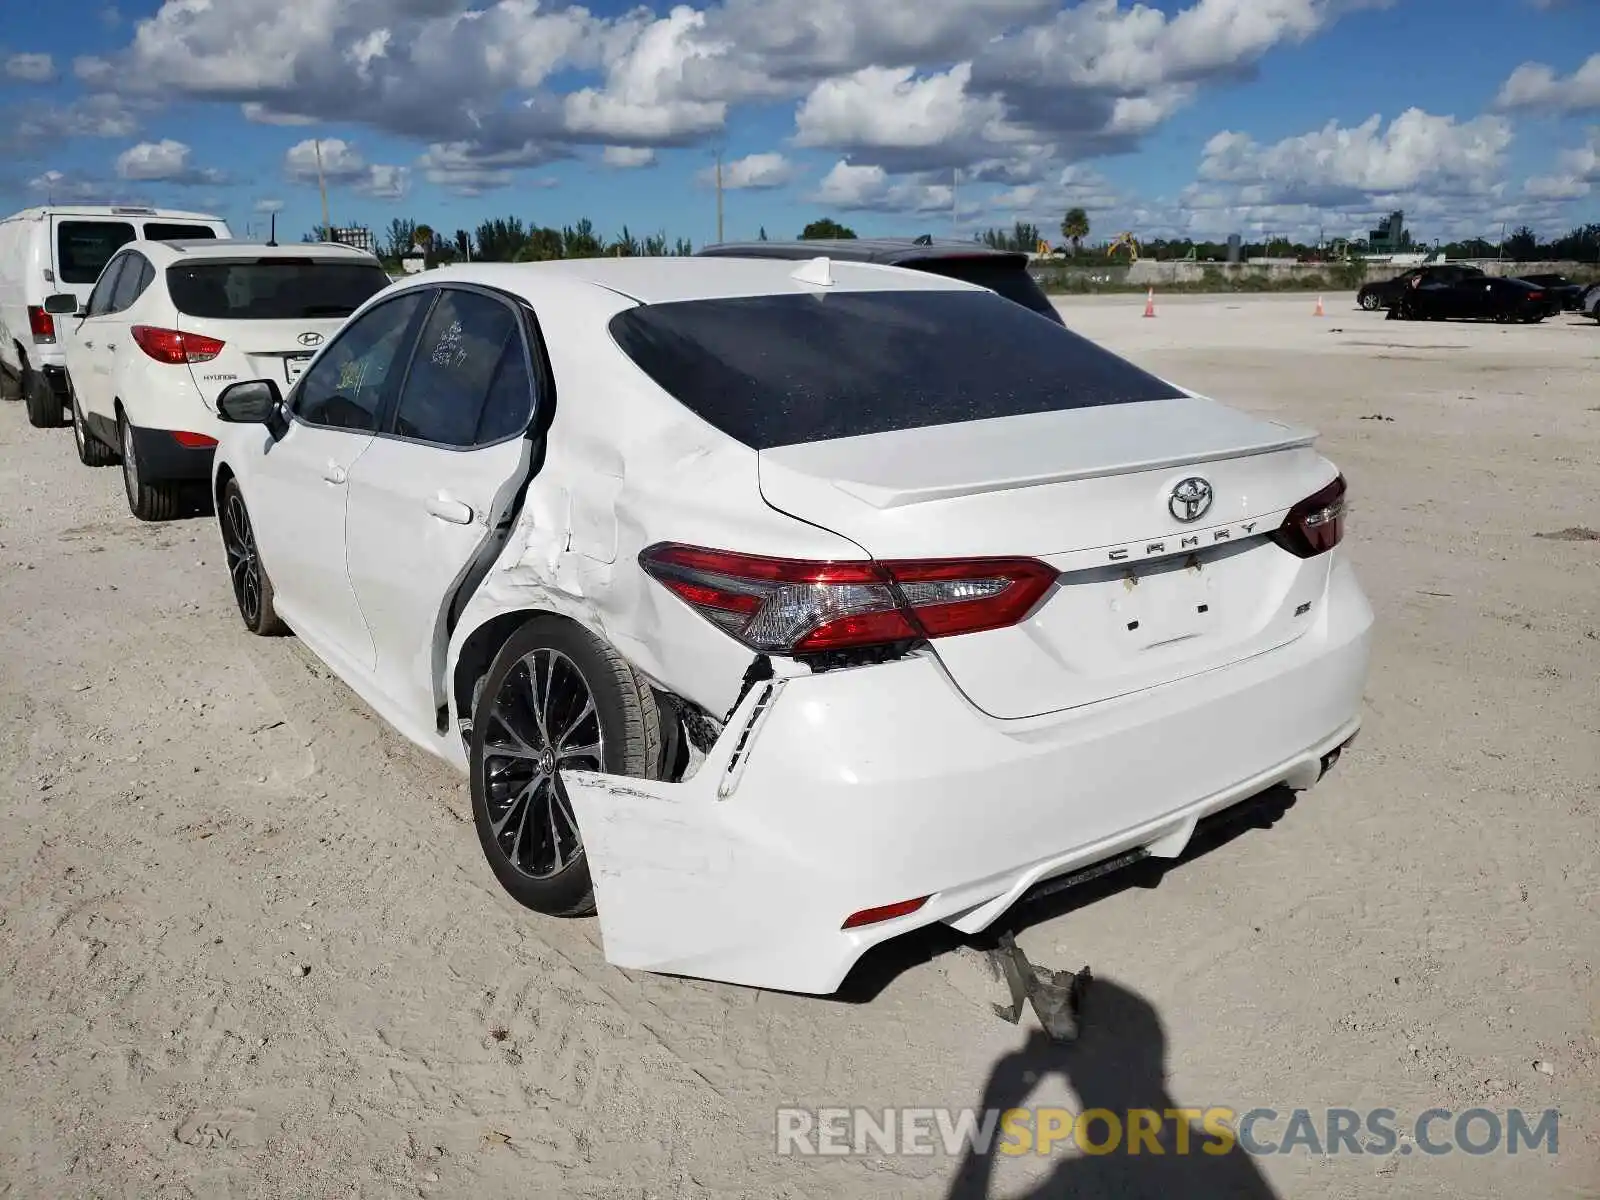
left=0, top=205, right=232, bottom=427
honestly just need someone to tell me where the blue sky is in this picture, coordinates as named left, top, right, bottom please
left=2, top=0, right=1597, bottom=249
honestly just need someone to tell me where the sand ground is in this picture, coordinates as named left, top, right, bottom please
left=1, top=293, right=1595, bottom=1198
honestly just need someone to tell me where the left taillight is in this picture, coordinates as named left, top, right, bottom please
left=131, top=325, right=225, bottom=365
left=638, top=543, right=1057, bottom=655
left=1270, top=474, right=1346, bottom=559
left=26, top=305, right=55, bottom=343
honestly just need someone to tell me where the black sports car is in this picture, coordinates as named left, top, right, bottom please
left=1357, top=263, right=1485, bottom=311
left=1514, top=273, right=1586, bottom=311
left=1386, top=273, right=1554, bottom=323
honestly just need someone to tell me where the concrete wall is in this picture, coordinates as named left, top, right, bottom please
left=1117, top=258, right=1596, bottom=287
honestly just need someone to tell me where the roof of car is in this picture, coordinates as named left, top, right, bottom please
left=2, top=204, right=224, bottom=223
left=127, top=238, right=383, bottom=264
left=418, top=255, right=982, bottom=307
left=697, top=237, right=1031, bottom=267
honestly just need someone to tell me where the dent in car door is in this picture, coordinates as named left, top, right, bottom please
left=247, top=290, right=431, bottom=674
left=343, top=287, right=541, bottom=731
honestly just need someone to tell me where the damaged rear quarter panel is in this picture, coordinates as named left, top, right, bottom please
left=445, top=293, right=871, bottom=732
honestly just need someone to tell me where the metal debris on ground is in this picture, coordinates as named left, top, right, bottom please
left=987, top=931, right=1092, bottom=1042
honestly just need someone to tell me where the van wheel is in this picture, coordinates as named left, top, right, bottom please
left=23, top=366, right=64, bottom=428
left=119, top=414, right=181, bottom=521
left=469, top=618, right=662, bottom=918
left=70, top=380, right=116, bottom=466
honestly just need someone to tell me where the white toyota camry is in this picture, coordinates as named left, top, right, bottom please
left=208, top=256, right=1373, bottom=994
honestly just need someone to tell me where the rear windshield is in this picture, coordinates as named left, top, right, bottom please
left=166, top=259, right=392, bottom=320
left=909, top=257, right=1063, bottom=322
left=143, top=222, right=218, bottom=242
left=609, top=290, right=1182, bottom=450
left=56, top=220, right=136, bottom=284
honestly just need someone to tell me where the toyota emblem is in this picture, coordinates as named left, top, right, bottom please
left=1168, top=477, right=1214, bottom=523
left=297, top=331, right=324, bottom=347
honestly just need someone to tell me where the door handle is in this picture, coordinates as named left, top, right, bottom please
left=425, top=494, right=474, bottom=525
left=323, top=462, right=347, bottom=485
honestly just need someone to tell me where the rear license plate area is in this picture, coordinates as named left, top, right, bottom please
left=1116, top=560, right=1212, bottom=648
left=284, top=354, right=312, bottom=384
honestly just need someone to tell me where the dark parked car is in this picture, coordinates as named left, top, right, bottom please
left=1357, top=263, right=1484, bottom=311
left=1513, top=273, right=1585, bottom=311
left=1387, top=273, right=1554, bottom=323
left=696, top=238, right=1066, bottom=325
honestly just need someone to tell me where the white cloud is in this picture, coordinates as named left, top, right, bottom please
left=602, top=146, right=657, bottom=168
left=241, top=102, right=317, bottom=126
left=1495, top=53, right=1600, bottom=114
left=254, top=198, right=285, bottom=213
left=1524, top=129, right=1600, bottom=201
left=794, top=63, right=1016, bottom=151
left=1198, top=109, right=1512, bottom=197
left=810, top=160, right=955, bottom=213
left=114, top=138, right=226, bottom=184
left=702, top=152, right=796, bottom=190
left=284, top=137, right=409, bottom=198
left=417, top=139, right=565, bottom=194
left=5, top=52, right=56, bottom=83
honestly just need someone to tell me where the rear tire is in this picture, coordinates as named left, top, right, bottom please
left=1359, top=292, right=1382, bottom=311
left=119, top=413, right=181, bottom=521
left=469, top=617, right=662, bottom=918
left=23, top=365, right=64, bottom=428
left=70, top=379, right=116, bottom=467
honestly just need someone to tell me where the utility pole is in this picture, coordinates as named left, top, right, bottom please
left=952, top=168, right=959, bottom=238
left=715, top=151, right=724, bottom=245
left=314, top=138, right=331, bottom=242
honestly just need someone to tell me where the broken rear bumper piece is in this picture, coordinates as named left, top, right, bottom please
left=565, top=559, right=1374, bottom=995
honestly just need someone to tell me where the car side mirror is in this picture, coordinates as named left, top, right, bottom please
left=217, top=379, right=282, bottom=424
left=43, top=293, right=81, bottom=315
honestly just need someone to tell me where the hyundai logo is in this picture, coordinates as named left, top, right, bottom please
left=297, top=331, right=324, bottom=347
left=1168, top=477, right=1214, bottom=523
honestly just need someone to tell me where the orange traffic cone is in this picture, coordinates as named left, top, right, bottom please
left=1143, top=288, right=1156, bottom=318
left=1314, top=295, right=1325, bottom=317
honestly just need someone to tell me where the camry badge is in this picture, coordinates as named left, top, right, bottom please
left=1168, top=477, right=1214, bottom=523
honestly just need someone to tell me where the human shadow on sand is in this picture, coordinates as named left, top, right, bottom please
left=946, top=977, right=1281, bottom=1200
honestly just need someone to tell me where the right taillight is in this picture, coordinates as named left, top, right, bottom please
left=27, top=305, right=55, bottom=342
left=1270, top=474, right=1346, bottom=558
left=638, top=543, right=1057, bottom=655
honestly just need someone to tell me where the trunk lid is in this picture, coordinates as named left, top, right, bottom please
left=175, top=316, right=346, bottom=411
left=757, top=395, right=1339, bottom=719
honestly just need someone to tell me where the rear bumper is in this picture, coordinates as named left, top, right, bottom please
left=567, top=556, right=1375, bottom=994
left=128, top=423, right=216, bottom=482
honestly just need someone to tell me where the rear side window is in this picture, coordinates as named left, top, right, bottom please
left=391, top=289, right=525, bottom=447
left=609, top=290, right=1182, bottom=450
left=167, top=260, right=391, bottom=320
left=142, top=222, right=218, bottom=242
left=909, top=257, right=1062, bottom=323
left=110, top=254, right=153, bottom=312
left=56, top=221, right=136, bottom=284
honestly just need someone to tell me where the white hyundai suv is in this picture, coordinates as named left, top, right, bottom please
left=50, top=239, right=390, bottom=519
left=206, top=257, right=1373, bottom=994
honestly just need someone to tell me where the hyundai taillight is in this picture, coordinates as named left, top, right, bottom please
left=27, top=305, right=55, bottom=342
left=639, top=543, right=1057, bottom=654
left=1270, top=475, right=1346, bottom=558
left=131, top=325, right=225, bottom=364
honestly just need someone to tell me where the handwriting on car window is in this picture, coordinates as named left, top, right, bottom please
left=431, top=318, right=469, bottom=370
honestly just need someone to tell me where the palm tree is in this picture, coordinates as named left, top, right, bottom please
left=1060, top=208, right=1090, bottom=255
left=1061, top=207, right=1090, bottom=256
